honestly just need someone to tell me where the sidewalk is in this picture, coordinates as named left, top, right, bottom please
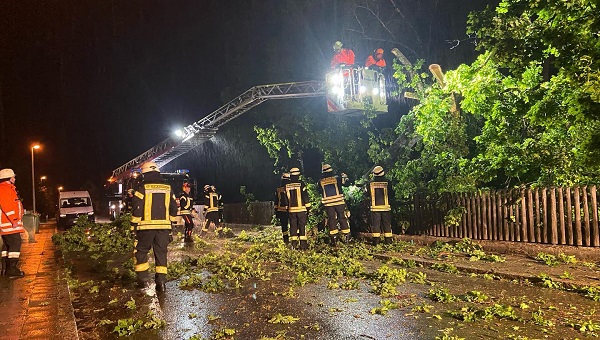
left=0, top=223, right=78, bottom=340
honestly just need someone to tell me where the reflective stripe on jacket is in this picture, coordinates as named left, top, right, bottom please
left=369, top=181, right=391, bottom=212
left=285, top=180, right=310, bottom=213
left=319, top=176, right=345, bottom=207
left=131, top=178, right=178, bottom=230
left=179, top=193, right=193, bottom=214
left=204, top=192, right=221, bottom=213
left=275, top=186, right=288, bottom=212
left=0, top=181, right=25, bottom=235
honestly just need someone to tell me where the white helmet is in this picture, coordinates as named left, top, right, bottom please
left=0, top=168, right=16, bottom=179
left=141, top=162, right=160, bottom=174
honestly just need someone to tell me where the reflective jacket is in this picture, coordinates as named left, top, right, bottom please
left=285, top=176, right=311, bottom=213
left=179, top=192, right=194, bottom=215
left=331, top=48, right=355, bottom=68
left=131, top=172, right=178, bottom=230
left=0, top=181, right=24, bottom=235
left=368, top=176, right=392, bottom=212
left=274, top=180, right=289, bottom=213
left=365, top=55, right=386, bottom=68
left=318, top=174, right=346, bottom=207
left=203, top=189, right=221, bottom=213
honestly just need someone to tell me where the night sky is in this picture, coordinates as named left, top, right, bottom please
left=0, top=0, right=495, bottom=209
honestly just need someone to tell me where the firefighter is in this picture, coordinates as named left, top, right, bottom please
left=368, top=166, right=393, bottom=245
left=285, top=167, right=311, bottom=250
left=179, top=182, right=195, bottom=243
left=331, top=41, right=355, bottom=68
left=365, top=48, right=387, bottom=69
left=130, top=162, right=178, bottom=292
left=274, top=172, right=290, bottom=244
left=318, top=164, right=350, bottom=246
left=0, top=168, right=25, bottom=278
left=201, top=184, right=221, bottom=235
left=122, top=189, right=134, bottom=214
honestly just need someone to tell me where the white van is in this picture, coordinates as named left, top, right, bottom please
left=57, top=191, right=95, bottom=229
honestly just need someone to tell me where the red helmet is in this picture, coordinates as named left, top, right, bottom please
left=375, top=48, right=384, bottom=55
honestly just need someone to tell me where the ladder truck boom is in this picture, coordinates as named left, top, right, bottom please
left=109, top=80, right=325, bottom=182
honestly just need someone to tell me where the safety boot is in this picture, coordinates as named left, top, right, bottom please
left=371, top=237, right=379, bottom=246
left=384, top=237, right=393, bottom=245
left=184, top=228, right=194, bottom=243
left=155, top=273, right=167, bottom=293
left=299, top=240, right=308, bottom=251
left=341, top=233, right=350, bottom=244
left=1, top=258, right=7, bottom=276
left=6, top=259, right=24, bottom=278
left=136, top=270, right=150, bottom=289
left=282, top=234, right=289, bottom=244
left=329, top=235, right=337, bottom=247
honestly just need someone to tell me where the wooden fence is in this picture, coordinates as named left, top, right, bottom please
left=403, top=186, right=600, bottom=247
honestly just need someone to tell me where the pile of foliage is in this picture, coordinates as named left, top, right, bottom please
left=52, top=215, right=134, bottom=253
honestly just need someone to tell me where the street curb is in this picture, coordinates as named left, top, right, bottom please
left=55, top=246, right=80, bottom=340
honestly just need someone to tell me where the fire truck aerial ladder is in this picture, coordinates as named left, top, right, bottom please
left=109, top=67, right=388, bottom=184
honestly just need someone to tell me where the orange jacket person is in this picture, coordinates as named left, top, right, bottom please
left=365, top=48, right=386, bottom=69
left=331, top=41, right=355, bottom=68
left=0, top=168, right=25, bottom=278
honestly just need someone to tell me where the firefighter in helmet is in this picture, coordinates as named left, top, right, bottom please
left=318, top=164, right=350, bottom=246
left=274, top=172, right=290, bottom=244
left=368, top=166, right=393, bottom=245
left=331, top=41, right=355, bottom=68
left=130, top=161, right=178, bottom=292
left=365, top=48, right=387, bottom=70
left=285, top=167, right=311, bottom=250
left=179, top=182, right=195, bottom=243
left=0, top=168, right=25, bottom=278
left=201, top=184, right=221, bottom=235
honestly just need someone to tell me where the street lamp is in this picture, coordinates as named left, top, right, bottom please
left=31, top=144, right=41, bottom=214
left=58, top=186, right=63, bottom=191
left=40, top=176, right=47, bottom=181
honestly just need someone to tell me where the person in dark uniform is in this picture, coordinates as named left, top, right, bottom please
left=201, top=184, right=221, bottom=235
left=285, top=167, right=311, bottom=250
left=368, top=166, right=393, bottom=245
left=130, top=161, right=178, bottom=292
left=318, top=164, right=351, bottom=246
left=179, top=182, right=195, bottom=243
left=122, top=189, right=134, bottom=214
left=274, top=172, right=290, bottom=244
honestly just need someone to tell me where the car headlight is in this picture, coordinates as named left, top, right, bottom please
left=88, top=212, right=94, bottom=215
left=59, top=214, right=66, bottom=217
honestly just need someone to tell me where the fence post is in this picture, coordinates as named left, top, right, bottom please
left=550, top=187, right=558, bottom=245
left=490, top=190, right=497, bottom=240
left=574, top=186, right=583, bottom=246
left=582, top=186, right=591, bottom=246
left=591, top=186, right=599, bottom=247
left=503, top=189, right=509, bottom=241
left=527, top=188, right=535, bottom=242
left=534, top=188, right=541, bottom=243
left=471, top=192, right=478, bottom=239
left=558, top=187, right=566, bottom=245
left=542, top=188, right=548, bottom=243
left=521, top=189, right=528, bottom=242
left=482, top=191, right=489, bottom=240
left=566, top=187, right=573, bottom=245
